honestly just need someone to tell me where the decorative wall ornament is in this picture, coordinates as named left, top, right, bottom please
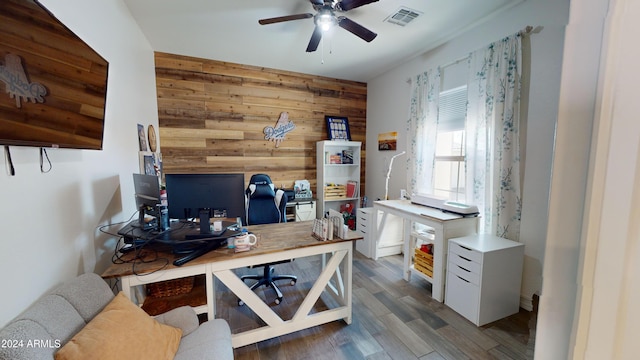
left=264, top=111, right=296, bottom=147
left=0, top=53, right=47, bottom=108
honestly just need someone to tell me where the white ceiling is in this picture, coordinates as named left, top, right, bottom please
left=123, top=0, right=521, bottom=82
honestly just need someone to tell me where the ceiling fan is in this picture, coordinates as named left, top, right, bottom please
left=258, top=0, right=379, bottom=52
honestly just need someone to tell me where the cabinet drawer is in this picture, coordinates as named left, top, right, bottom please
left=449, top=252, right=481, bottom=275
left=449, top=241, right=482, bottom=263
left=448, top=261, right=480, bottom=285
left=357, top=220, right=368, bottom=234
left=445, top=271, right=479, bottom=322
left=356, top=211, right=370, bottom=233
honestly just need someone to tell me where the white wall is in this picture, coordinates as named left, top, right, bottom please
left=0, top=0, right=158, bottom=328
left=366, top=0, right=569, bottom=310
left=538, top=0, right=640, bottom=357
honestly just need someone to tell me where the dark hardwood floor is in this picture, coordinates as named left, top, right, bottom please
left=212, top=249, right=536, bottom=360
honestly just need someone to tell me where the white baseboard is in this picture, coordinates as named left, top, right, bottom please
left=520, top=295, right=533, bottom=311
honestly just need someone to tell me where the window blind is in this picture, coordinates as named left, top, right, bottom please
left=438, top=85, right=467, bottom=132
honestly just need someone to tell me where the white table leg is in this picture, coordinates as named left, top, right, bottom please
left=432, top=228, right=445, bottom=301
left=120, top=276, right=135, bottom=303
left=403, top=218, right=413, bottom=281
left=206, top=265, right=216, bottom=319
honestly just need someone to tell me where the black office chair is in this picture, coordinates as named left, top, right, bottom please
left=240, top=174, right=297, bottom=305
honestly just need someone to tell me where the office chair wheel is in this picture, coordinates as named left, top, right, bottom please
left=238, top=299, right=244, bottom=306
left=274, top=297, right=282, bottom=305
left=290, top=279, right=296, bottom=286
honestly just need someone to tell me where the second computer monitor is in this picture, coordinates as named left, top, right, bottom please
left=165, top=173, right=246, bottom=226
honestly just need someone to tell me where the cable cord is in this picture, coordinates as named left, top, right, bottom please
left=103, top=210, right=170, bottom=275
left=4, top=145, right=15, bottom=176
left=40, top=148, right=52, bottom=173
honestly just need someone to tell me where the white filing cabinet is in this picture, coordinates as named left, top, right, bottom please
left=356, top=207, right=403, bottom=259
left=445, top=234, right=524, bottom=326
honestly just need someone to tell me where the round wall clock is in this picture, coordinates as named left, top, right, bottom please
left=147, top=125, right=157, bottom=152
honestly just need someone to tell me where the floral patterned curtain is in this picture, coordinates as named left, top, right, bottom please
left=407, top=69, right=440, bottom=197
left=465, top=34, right=523, bottom=240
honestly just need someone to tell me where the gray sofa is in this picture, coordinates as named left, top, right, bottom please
left=0, top=273, right=233, bottom=360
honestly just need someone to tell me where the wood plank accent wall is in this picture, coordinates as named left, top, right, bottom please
left=154, top=52, right=367, bottom=195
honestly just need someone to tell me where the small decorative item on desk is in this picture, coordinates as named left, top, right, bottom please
left=328, top=211, right=349, bottom=239
left=294, top=180, right=312, bottom=199
left=234, top=233, right=257, bottom=253
left=312, top=218, right=332, bottom=241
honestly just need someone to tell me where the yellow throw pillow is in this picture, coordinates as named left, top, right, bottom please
left=55, top=291, right=182, bottom=360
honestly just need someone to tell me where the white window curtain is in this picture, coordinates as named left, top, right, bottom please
left=406, top=69, right=440, bottom=196
left=465, top=34, right=523, bottom=240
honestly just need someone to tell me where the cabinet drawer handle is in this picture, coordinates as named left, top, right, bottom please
left=459, top=245, right=472, bottom=251
left=457, top=265, right=471, bottom=272
left=456, top=275, right=470, bottom=283
left=458, top=255, right=472, bottom=262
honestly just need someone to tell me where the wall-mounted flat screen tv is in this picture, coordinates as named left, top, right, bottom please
left=0, top=0, right=109, bottom=150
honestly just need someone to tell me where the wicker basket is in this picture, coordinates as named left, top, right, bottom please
left=146, top=276, right=195, bottom=298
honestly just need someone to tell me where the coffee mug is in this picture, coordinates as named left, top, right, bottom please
left=234, top=233, right=257, bottom=247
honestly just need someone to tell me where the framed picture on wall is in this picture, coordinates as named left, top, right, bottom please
left=137, top=124, right=148, bottom=151
left=378, top=131, right=398, bottom=151
left=325, top=116, right=351, bottom=141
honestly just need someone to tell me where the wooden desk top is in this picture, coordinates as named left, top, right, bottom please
left=102, top=220, right=361, bottom=279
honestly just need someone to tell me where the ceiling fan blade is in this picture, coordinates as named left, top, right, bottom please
left=337, top=17, right=377, bottom=42
left=258, top=13, right=313, bottom=25
left=337, top=0, right=379, bottom=11
left=306, top=26, right=323, bottom=52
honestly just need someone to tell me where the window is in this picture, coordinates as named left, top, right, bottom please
left=433, top=85, right=467, bottom=202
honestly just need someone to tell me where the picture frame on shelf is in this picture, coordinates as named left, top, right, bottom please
left=325, top=115, right=351, bottom=141
left=139, top=151, right=162, bottom=177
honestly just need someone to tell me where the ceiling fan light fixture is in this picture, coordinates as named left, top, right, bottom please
left=259, top=0, right=378, bottom=53
left=316, top=8, right=336, bottom=32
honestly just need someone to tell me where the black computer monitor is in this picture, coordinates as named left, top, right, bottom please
left=132, top=173, right=161, bottom=228
left=165, top=173, right=246, bottom=234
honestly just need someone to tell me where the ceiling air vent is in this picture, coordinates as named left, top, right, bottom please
left=385, top=7, right=422, bottom=27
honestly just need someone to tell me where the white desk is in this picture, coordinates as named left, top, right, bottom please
left=372, top=200, right=478, bottom=302
left=102, top=221, right=360, bottom=348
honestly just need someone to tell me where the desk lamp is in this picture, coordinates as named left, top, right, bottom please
left=384, top=151, right=406, bottom=200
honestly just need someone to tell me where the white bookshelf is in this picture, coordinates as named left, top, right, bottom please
left=316, top=140, right=361, bottom=219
